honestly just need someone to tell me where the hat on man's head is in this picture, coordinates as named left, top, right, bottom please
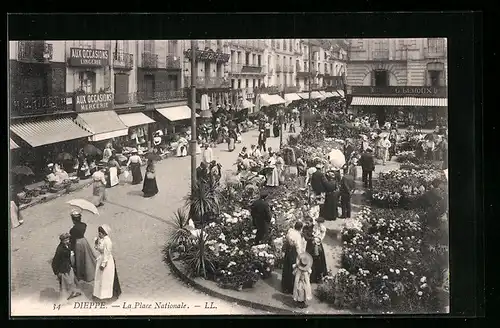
left=70, top=210, right=82, bottom=220
left=59, top=232, right=71, bottom=241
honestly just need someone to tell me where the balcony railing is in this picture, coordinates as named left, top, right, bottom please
left=113, top=52, right=134, bottom=70
left=254, top=86, right=280, bottom=94
left=17, top=41, right=53, bottom=63
left=141, top=52, right=159, bottom=68
left=372, top=50, right=390, bottom=60
left=166, top=55, right=181, bottom=69
left=230, top=63, right=265, bottom=74
left=276, top=64, right=283, bottom=73
left=136, top=89, right=187, bottom=103
left=229, top=40, right=266, bottom=51
left=184, top=76, right=231, bottom=89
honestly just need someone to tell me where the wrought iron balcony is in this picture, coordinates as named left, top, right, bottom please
left=113, top=52, right=134, bottom=70
left=17, top=41, right=53, bottom=63
left=372, top=50, right=390, bottom=60
left=229, top=40, right=266, bottom=51
left=184, top=76, right=231, bottom=89
left=254, top=85, right=280, bottom=94
left=141, top=52, right=159, bottom=68
left=230, top=63, right=265, bottom=74
left=166, top=55, right=181, bottom=69
left=137, top=89, right=187, bottom=103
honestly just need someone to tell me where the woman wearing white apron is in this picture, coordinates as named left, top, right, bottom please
left=93, top=224, right=121, bottom=302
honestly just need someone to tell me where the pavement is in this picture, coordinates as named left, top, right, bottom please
left=10, top=127, right=295, bottom=316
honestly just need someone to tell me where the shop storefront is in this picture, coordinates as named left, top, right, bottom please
left=117, top=112, right=156, bottom=149
left=348, top=86, right=448, bottom=127
left=152, top=104, right=199, bottom=140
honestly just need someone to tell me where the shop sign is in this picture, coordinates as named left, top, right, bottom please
left=69, top=48, right=109, bottom=67
left=10, top=95, right=73, bottom=117
left=351, top=86, right=447, bottom=98
left=74, top=93, right=114, bottom=112
left=184, top=48, right=230, bottom=63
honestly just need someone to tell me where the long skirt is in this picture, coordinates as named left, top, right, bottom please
left=92, top=182, right=107, bottom=206
left=320, top=191, right=338, bottom=221
left=228, top=138, right=235, bottom=152
left=130, top=162, right=143, bottom=185
left=93, top=256, right=122, bottom=301
left=107, top=167, right=119, bottom=187
left=74, top=238, right=97, bottom=282
left=10, top=201, right=23, bottom=229
left=266, top=167, right=280, bottom=187
left=273, top=126, right=280, bottom=137
left=142, top=176, right=159, bottom=197
left=282, top=244, right=298, bottom=294
left=306, top=241, right=328, bottom=283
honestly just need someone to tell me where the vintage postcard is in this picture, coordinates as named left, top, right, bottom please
left=9, top=37, right=449, bottom=316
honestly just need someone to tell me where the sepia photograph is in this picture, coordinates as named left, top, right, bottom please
left=9, top=37, right=449, bottom=316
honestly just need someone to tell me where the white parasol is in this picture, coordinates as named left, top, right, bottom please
left=66, top=199, right=99, bottom=215
left=328, top=149, right=346, bottom=168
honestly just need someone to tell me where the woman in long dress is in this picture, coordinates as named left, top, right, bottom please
left=93, top=224, right=122, bottom=302
left=266, top=152, right=280, bottom=187
left=142, top=160, right=159, bottom=198
left=69, top=211, right=97, bottom=282
left=176, top=136, right=189, bottom=157
left=273, top=120, right=280, bottom=138
left=281, top=221, right=305, bottom=294
left=106, top=155, right=121, bottom=188
left=126, top=150, right=143, bottom=185
left=92, top=168, right=107, bottom=207
left=275, top=152, right=285, bottom=184
left=227, top=129, right=236, bottom=152
left=320, top=171, right=339, bottom=221
left=10, top=187, right=24, bottom=229
left=304, top=219, right=328, bottom=283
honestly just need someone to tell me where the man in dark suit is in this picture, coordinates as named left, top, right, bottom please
left=196, top=162, right=209, bottom=185
left=340, top=173, right=355, bottom=218
left=359, top=148, right=375, bottom=189
left=52, top=233, right=81, bottom=300
left=250, top=190, right=272, bottom=244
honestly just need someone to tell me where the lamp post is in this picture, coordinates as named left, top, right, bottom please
left=308, top=39, right=312, bottom=106
left=190, top=40, right=197, bottom=192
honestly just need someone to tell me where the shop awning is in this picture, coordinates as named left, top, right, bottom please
left=351, top=97, right=448, bottom=107
left=259, top=94, right=277, bottom=107
left=325, top=92, right=337, bottom=98
left=156, top=105, right=199, bottom=122
left=297, top=92, right=309, bottom=99
left=10, top=117, right=92, bottom=148
left=335, top=90, right=345, bottom=97
left=284, top=93, right=301, bottom=103
left=240, top=99, right=255, bottom=109
left=75, top=111, right=129, bottom=142
left=310, top=91, right=324, bottom=99
left=271, top=94, right=286, bottom=105
left=10, top=139, right=19, bottom=150
left=118, top=112, right=156, bottom=128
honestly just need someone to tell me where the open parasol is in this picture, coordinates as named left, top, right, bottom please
left=56, top=152, right=74, bottom=161
left=11, top=165, right=35, bottom=176
left=83, top=144, right=102, bottom=156
left=66, top=199, right=100, bottom=215
left=328, top=149, right=346, bottom=168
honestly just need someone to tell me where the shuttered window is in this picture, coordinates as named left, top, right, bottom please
left=114, top=73, right=129, bottom=104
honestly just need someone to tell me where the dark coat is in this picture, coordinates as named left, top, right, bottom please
left=196, top=166, right=209, bottom=183
left=310, top=170, right=328, bottom=195
left=69, top=221, right=87, bottom=251
left=340, top=174, right=355, bottom=195
left=344, top=144, right=354, bottom=161
left=51, top=243, right=72, bottom=275
left=359, top=152, right=375, bottom=172
left=258, top=132, right=267, bottom=145
left=250, top=198, right=272, bottom=228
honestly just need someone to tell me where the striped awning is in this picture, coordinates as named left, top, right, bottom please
left=10, top=117, right=91, bottom=148
left=10, top=139, right=20, bottom=150
left=75, top=111, right=129, bottom=142
left=335, top=90, right=345, bottom=97
left=351, top=97, right=448, bottom=107
left=284, top=93, right=301, bottom=102
left=297, top=92, right=310, bottom=99
left=156, top=105, right=199, bottom=122
left=118, top=112, right=156, bottom=127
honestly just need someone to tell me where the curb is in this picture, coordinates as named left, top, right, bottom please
left=19, top=180, right=94, bottom=211
left=165, top=246, right=298, bottom=315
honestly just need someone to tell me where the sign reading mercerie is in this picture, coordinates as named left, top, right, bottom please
left=69, top=48, right=109, bottom=67
left=74, top=93, right=114, bottom=112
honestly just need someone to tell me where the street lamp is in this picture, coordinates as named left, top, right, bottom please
left=190, top=40, right=197, bottom=192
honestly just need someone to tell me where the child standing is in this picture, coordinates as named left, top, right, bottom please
left=51, top=233, right=81, bottom=301
left=293, top=252, right=313, bottom=308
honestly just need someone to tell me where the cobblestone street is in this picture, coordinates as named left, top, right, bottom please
left=10, top=128, right=291, bottom=315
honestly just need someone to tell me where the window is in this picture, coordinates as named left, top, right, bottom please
left=277, top=40, right=281, bottom=50
left=289, top=40, right=293, bottom=52
left=252, top=54, right=256, bottom=66
left=324, top=63, right=328, bottom=74
left=331, top=63, right=333, bottom=74
left=428, top=38, right=445, bottom=53
left=237, top=79, right=241, bottom=89
left=245, top=52, right=250, bottom=65
left=167, top=40, right=178, bottom=55
left=237, top=52, right=241, bottom=64
left=428, top=71, right=441, bottom=87
left=253, top=79, right=256, bottom=88
left=283, top=40, right=287, bottom=51
left=257, top=55, right=262, bottom=66
left=427, top=62, right=445, bottom=86
left=231, top=79, right=235, bottom=88
left=372, top=70, right=388, bottom=87
left=144, top=40, right=154, bottom=53
left=258, top=79, right=261, bottom=87
left=78, top=71, right=95, bottom=93
left=245, top=79, right=249, bottom=88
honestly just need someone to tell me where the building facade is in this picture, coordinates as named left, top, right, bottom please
left=345, top=38, right=448, bottom=127
left=182, top=40, right=231, bottom=109
left=9, top=40, right=187, bottom=178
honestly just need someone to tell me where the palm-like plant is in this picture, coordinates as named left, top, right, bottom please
left=183, top=233, right=216, bottom=278
left=167, top=208, right=192, bottom=253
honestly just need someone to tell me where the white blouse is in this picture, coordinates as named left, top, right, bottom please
left=127, top=155, right=142, bottom=165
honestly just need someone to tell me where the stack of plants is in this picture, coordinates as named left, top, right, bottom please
left=317, top=204, right=449, bottom=313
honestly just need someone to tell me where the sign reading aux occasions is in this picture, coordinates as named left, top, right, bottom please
left=69, top=48, right=109, bottom=67
left=184, top=48, right=230, bottom=63
left=351, top=86, right=447, bottom=98
left=74, top=93, right=114, bottom=112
